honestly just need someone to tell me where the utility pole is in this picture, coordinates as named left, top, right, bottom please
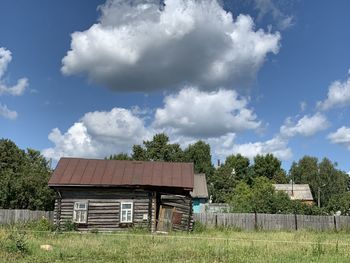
left=317, top=167, right=321, bottom=208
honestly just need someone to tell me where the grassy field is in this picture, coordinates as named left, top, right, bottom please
left=1, top=227, right=350, bottom=262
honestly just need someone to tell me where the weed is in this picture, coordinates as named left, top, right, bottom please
left=1, top=229, right=28, bottom=254
left=192, top=220, right=206, bottom=233
left=312, top=239, right=325, bottom=257
left=62, top=220, right=77, bottom=231
left=25, top=217, right=55, bottom=231
left=89, top=228, right=99, bottom=234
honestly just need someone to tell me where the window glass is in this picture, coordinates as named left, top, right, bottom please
left=120, top=202, right=133, bottom=223
left=73, top=201, right=88, bottom=223
left=127, top=211, right=131, bottom=222
left=122, top=203, right=131, bottom=209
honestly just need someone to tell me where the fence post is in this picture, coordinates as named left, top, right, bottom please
left=215, top=214, right=218, bottom=227
left=334, top=215, right=337, bottom=232
left=254, top=211, right=258, bottom=230
left=294, top=212, right=298, bottom=231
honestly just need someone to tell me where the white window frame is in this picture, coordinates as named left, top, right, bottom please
left=73, top=201, right=88, bottom=224
left=120, top=201, right=133, bottom=223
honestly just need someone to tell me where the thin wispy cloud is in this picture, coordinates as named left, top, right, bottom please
left=0, top=47, right=29, bottom=120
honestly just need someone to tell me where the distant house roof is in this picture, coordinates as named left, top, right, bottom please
left=273, top=184, right=314, bottom=201
left=49, top=158, right=194, bottom=190
left=190, top=173, right=209, bottom=199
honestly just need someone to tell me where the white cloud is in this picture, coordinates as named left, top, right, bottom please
left=0, top=47, right=11, bottom=78
left=213, top=134, right=292, bottom=160
left=0, top=47, right=28, bottom=96
left=253, top=0, right=294, bottom=30
left=0, top=78, right=28, bottom=96
left=160, top=131, right=292, bottom=161
left=300, top=101, right=307, bottom=112
left=280, top=113, right=329, bottom=137
left=328, top=126, right=350, bottom=150
left=153, top=87, right=260, bottom=138
left=0, top=103, right=18, bottom=120
left=42, top=108, right=151, bottom=160
left=43, top=104, right=294, bottom=162
left=61, top=0, right=280, bottom=91
left=0, top=47, right=29, bottom=120
left=317, top=73, right=350, bottom=111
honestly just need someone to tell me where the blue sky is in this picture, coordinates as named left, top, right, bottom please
left=1, top=0, right=350, bottom=173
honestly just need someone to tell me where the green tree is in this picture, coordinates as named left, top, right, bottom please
left=224, top=154, right=250, bottom=182
left=227, top=177, right=297, bottom=214
left=183, top=141, right=214, bottom=177
left=289, top=156, right=348, bottom=207
left=326, top=192, right=350, bottom=215
left=289, top=156, right=318, bottom=184
left=210, top=155, right=242, bottom=202
left=318, top=158, right=348, bottom=207
left=131, top=145, right=148, bottom=161
left=252, top=154, right=287, bottom=183
left=0, top=139, right=26, bottom=173
left=228, top=181, right=253, bottom=212
left=251, top=177, right=277, bottom=213
left=106, top=153, right=132, bottom=160
left=0, top=140, right=55, bottom=210
left=131, top=133, right=184, bottom=162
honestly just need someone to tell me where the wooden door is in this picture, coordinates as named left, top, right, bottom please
left=157, top=205, right=174, bottom=232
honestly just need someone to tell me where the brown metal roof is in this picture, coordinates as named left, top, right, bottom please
left=49, top=158, right=194, bottom=189
left=190, top=173, right=209, bottom=199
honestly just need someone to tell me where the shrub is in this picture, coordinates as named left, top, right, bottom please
left=89, top=228, right=99, bottom=234
left=62, top=220, right=77, bottom=231
left=26, top=217, right=55, bottom=231
left=1, top=230, right=28, bottom=254
left=192, top=221, right=206, bottom=233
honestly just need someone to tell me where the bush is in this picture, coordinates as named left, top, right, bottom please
left=25, top=217, right=55, bottom=231
left=192, top=221, right=206, bottom=233
left=62, top=220, right=77, bottom=231
left=89, top=228, right=99, bottom=234
left=1, top=230, right=28, bottom=254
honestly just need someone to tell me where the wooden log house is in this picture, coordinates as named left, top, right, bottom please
left=48, top=158, right=194, bottom=232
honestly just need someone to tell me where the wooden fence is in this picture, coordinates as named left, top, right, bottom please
left=0, top=209, right=54, bottom=225
left=194, top=213, right=350, bottom=231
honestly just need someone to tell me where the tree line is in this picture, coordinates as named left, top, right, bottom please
left=108, top=133, right=350, bottom=215
left=1, top=133, right=349, bottom=215
left=0, top=139, right=55, bottom=210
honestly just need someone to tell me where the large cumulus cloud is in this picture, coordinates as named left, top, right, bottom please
left=42, top=108, right=151, bottom=160
left=153, top=87, right=260, bottom=137
left=61, top=0, right=280, bottom=91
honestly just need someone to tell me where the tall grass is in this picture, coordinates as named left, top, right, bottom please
left=1, top=224, right=350, bottom=262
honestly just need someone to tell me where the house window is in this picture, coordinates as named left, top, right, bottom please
left=73, top=201, right=88, bottom=223
left=120, top=201, right=133, bottom=223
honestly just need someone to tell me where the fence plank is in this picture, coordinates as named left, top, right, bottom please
left=194, top=213, right=350, bottom=231
left=0, top=209, right=54, bottom=224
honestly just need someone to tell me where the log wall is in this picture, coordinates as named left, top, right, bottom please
left=160, top=194, right=192, bottom=231
left=55, top=188, right=151, bottom=231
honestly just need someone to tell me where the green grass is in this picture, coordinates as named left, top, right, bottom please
left=1, top=227, right=350, bottom=262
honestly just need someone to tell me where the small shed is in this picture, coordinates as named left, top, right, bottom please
left=190, top=173, right=209, bottom=213
left=273, top=184, right=314, bottom=205
left=48, top=158, right=194, bottom=232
